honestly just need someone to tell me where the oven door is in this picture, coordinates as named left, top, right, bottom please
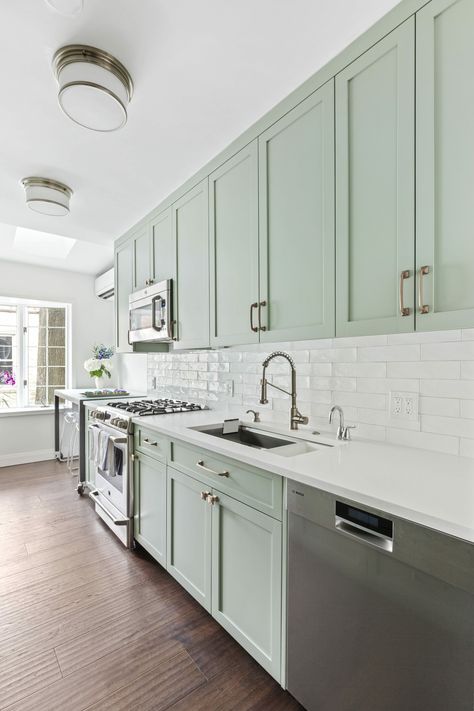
left=88, top=422, right=131, bottom=546
left=128, top=280, right=173, bottom=343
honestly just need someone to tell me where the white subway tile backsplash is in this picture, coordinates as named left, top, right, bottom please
left=358, top=345, right=420, bottom=362
left=387, top=361, right=461, bottom=380
left=148, top=329, right=474, bottom=459
left=421, top=341, right=474, bottom=361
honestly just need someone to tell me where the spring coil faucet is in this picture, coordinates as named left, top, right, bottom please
left=259, top=351, right=309, bottom=430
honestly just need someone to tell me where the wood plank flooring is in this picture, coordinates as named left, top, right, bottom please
left=0, top=460, right=301, bottom=710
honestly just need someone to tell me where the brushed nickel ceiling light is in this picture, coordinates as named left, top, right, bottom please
left=21, top=177, right=73, bottom=216
left=52, top=45, right=133, bottom=132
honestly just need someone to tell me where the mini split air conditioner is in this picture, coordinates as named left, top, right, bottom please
left=95, top=267, right=114, bottom=300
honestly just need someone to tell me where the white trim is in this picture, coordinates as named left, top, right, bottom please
left=0, top=407, right=60, bottom=418
left=0, top=449, right=55, bottom=468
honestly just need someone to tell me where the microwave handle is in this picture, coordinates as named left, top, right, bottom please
left=152, top=295, right=164, bottom=332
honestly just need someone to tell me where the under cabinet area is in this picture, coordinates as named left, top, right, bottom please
left=132, top=427, right=284, bottom=682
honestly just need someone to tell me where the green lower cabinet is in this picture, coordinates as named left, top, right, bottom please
left=166, top=467, right=212, bottom=611
left=211, top=491, right=282, bottom=681
left=133, top=453, right=167, bottom=567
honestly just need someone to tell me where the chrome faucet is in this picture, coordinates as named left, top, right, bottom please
left=329, top=405, right=356, bottom=440
left=259, top=351, right=309, bottom=431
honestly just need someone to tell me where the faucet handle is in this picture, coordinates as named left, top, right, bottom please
left=342, top=425, right=356, bottom=441
left=246, top=409, right=261, bottom=423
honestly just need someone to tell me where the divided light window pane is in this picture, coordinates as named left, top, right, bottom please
left=0, top=300, right=69, bottom=410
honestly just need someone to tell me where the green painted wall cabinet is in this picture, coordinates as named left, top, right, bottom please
left=115, top=0, right=474, bottom=352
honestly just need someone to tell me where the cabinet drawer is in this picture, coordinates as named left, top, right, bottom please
left=170, top=440, right=282, bottom=519
left=134, top=427, right=168, bottom=461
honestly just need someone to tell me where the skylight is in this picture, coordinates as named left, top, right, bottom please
left=14, top=227, right=76, bottom=259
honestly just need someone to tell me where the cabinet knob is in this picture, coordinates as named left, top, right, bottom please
left=208, top=494, right=219, bottom=506
left=200, top=490, right=211, bottom=501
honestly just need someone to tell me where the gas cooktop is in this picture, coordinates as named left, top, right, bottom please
left=107, top=398, right=207, bottom=416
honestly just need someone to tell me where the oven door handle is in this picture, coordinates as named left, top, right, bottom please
left=89, top=490, right=129, bottom=526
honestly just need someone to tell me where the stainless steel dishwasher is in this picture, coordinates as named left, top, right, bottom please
left=286, top=479, right=474, bottom=711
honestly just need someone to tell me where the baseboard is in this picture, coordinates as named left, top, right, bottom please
left=0, top=449, right=55, bottom=468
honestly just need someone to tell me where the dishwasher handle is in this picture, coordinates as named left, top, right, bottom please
left=335, top=500, right=394, bottom=553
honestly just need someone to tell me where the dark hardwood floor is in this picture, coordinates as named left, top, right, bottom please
left=0, top=460, right=301, bottom=710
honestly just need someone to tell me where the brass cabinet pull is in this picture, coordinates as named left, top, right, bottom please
left=258, top=300, right=267, bottom=331
left=143, top=438, right=158, bottom=446
left=200, top=490, right=211, bottom=501
left=250, top=302, right=258, bottom=333
left=399, top=270, right=411, bottom=316
left=418, top=265, right=430, bottom=314
left=207, top=494, right=219, bottom=506
left=196, top=459, right=229, bottom=478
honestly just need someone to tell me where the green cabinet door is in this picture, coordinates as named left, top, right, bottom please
left=114, top=239, right=133, bottom=353
left=166, top=467, right=212, bottom=611
left=131, top=225, right=151, bottom=292
left=336, top=19, right=415, bottom=336
left=173, top=180, right=210, bottom=349
left=134, top=453, right=167, bottom=567
left=259, top=81, right=335, bottom=342
left=416, top=0, right=474, bottom=330
left=209, top=142, right=259, bottom=347
left=150, top=207, right=175, bottom=286
left=211, top=491, right=282, bottom=681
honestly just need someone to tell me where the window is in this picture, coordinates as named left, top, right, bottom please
left=0, top=299, right=71, bottom=410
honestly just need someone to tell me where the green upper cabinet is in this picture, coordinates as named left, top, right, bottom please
left=415, top=0, right=474, bottom=330
left=150, top=207, right=175, bottom=286
left=131, top=225, right=151, bottom=293
left=258, top=81, right=335, bottom=342
left=335, top=18, right=415, bottom=337
left=114, top=238, right=133, bottom=353
left=173, top=180, right=210, bottom=349
left=211, top=490, right=282, bottom=681
left=134, top=453, right=167, bottom=567
left=209, top=142, right=259, bottom=347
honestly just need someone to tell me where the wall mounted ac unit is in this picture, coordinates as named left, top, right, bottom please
left=95, top=267, right=114, bottom=300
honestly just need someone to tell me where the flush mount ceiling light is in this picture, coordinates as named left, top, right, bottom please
left=52, top=44, right=133, bottom=132
left=20, top=177, right=73, bottom=217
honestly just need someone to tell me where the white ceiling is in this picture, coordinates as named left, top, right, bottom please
left=0, top=0, right=401, bottom=273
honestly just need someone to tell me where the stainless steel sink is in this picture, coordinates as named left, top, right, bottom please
left=192, top=424, right=295, bottom=450
left=190, top=423, right=333, bottom=456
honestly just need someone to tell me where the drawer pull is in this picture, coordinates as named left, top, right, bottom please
left=143, top=438, right=158, bottom=446
left=196, top=459, right=229, bottom=478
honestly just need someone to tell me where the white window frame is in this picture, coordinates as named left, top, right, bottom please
left=0, top=296, right=72, bottom=411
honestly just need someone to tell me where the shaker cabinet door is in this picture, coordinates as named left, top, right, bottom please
left=166, top=467, right=212, bottom=611
left=209, top=142, right=260, bottom=347
left=211, top=491, right=282, bottom=681
left=114, top=239, right=133, bottom=353
left=150, top=207, right=175, bottom=286
left=131, top=226, right=151, bottom=293
left=336, top=19, right=415, bottom=337
left=173, top=180, right=210, bottom=349
left=415, top=0, right=474, bottom=330
left=259, top=81, right=335, bottom=343
left=133, top=453, right=167, bottom=567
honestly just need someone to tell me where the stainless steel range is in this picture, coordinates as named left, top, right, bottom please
left=87, top=397, right=207, bottom=547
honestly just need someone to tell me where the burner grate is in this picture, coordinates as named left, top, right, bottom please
left=107, top=398, right=205, bottom=416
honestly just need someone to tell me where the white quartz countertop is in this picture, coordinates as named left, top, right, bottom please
left=132, top=408, right=474, bottom=543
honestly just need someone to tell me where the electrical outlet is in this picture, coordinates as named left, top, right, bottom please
left=389, top=391, right=419, bottom=422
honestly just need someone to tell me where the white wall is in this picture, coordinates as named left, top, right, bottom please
left=148, top=329, right=474, bottom=458
left=0, top=260, right=114, bottom=466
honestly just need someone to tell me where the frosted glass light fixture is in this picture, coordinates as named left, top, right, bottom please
left=52, top=45, right=133, bottom=132
left=21, top=177, right=73, bottom=216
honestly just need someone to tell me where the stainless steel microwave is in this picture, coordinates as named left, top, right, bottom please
left=128, top=279, right=174, bottom=343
